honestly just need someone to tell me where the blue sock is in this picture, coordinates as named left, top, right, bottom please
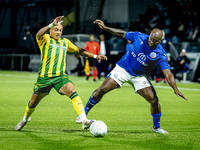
left=85, top=97, right=98, bottom=114
left=151, top=113, right=162, bottom=128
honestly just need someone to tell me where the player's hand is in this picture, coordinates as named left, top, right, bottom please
left=93, top=19, right=106, bottom=29
left=174, top=90, right=188, bottom=100
left=180, top=59, right=185, bottom=65
left=96, top=55, right=107, bottom=60
left=53, top=16, right=64, bottom=26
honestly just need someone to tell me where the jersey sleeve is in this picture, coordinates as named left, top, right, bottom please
left=125, top=32, right=141, bottom=42
left=158, top=56, right=171, bottom=71
left=36, top=34, right=49, bottom=47
left=84, top=42, right=89, bottom=51
left=65, top=39, right=79, bottom=53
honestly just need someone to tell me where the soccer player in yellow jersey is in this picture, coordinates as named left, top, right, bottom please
left=15, top=16, right=107, bottom=131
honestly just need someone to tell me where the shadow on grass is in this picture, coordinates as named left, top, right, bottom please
left=0, top=127, right=152, bottom=134
left=0, top=127, right=33, bottom=133
left=109, top=130, right=152, bottom=134
left=0, top=127, right=14, bottom=131
left=0, top=127, right=88, bottom=135
left=62, top=129, right=87, bottom=133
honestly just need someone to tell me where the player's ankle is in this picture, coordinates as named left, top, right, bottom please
left=23, top=116, right=28, bottom=122
left=78, top=113, right=87, bottom=122
left=153, top=126, right=160, bottom=129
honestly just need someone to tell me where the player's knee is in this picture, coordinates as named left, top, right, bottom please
left=148, top=96, right=158, bottom=105
left=59, top=83, right=76, bottom=97
left=67, top=89, right=76, bottom=97
left=60, top=86, right=76, bottom=97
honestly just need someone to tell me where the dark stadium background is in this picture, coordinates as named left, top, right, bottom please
left=0, top=0, right=200, bottom=82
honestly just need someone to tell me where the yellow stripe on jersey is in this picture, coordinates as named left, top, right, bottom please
left=40, top=42, right=50, bottom=77
left=63, top=42, right=68, bottom=74
left=36, top=34, right=50, bottom=62
left=48, top=39, right=57, bottom=77
left=56, top=39, right=64, bottom=76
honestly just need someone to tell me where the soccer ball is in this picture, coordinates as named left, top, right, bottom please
left=90, top=120, right=107, bottom=137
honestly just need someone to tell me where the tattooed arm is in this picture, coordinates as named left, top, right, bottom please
left=93, top=19, right=126, bottom=38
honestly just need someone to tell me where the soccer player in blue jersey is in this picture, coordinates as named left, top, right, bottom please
left=76, top=19, right=188, bottom=134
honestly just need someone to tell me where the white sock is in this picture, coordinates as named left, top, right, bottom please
left=23, top=116, right=27, bottom=122
left=78, top=113, right=87, bottom=122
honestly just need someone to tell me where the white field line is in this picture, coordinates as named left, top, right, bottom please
left=153, top=85, right=200, bottom=92
left=0, top=73, right=200, bottom=91
left=0, top=73, right=37, bottom=79
left=0, top=81, right=35, bottom=83
left=122, top=83, right=200, bottom=91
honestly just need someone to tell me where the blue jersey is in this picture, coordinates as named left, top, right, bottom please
left=117, top=32, right=170, bottom=76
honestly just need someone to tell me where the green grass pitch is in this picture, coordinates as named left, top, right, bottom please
left=0, top=71, right=200, bottom=150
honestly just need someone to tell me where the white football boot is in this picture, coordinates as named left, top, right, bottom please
left=153, top=127, right=168, bottom=134
left=82, top=119, right=96, bottom=129
left=76, top=115, right=82, bottom=124
left=15, top=117, right=31, bottom=131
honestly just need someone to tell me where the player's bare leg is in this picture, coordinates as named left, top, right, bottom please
left=59, top=82, right=95, bottom=129
left=84, top=77, right=118, bottom=114
left=92, top=77, right=118, bottom=100
left=76, top=77, right=118, bottom=124
left=29, top=93, right=47, bottom=108
left=138, top=86, right=168, bottom=134
left=138, top=86, right=161, bottom=114
left=15, top=93, right=47, bottom=131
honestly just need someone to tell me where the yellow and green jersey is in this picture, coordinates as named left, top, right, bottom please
left=36, top=34, right=79, bottom=77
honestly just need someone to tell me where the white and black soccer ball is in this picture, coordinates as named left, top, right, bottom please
left=90, top=120, right=107, bottom=137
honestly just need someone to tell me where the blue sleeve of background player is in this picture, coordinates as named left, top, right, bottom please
left=125, top=32, right=140, bottom=42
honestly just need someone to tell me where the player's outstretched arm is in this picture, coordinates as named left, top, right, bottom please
left=36, top=16, right=64, bottom=40
left=94, top=19, right=126, bottom=38
left=163, top=69, right=188, bottom=100
left=77, top=48, right=107, bottom=60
